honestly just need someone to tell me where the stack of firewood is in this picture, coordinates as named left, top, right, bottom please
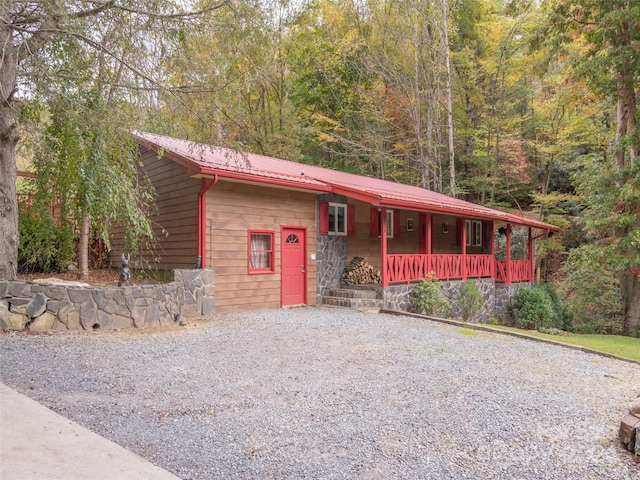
left=341, top=257, right=381, bottom=285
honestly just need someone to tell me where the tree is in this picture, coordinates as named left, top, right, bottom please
left=24, top=93, right=156, bottom=279
left=158, top=0, right=305, bottom=160
left=543, top=0, right=640, bottom=335
left=0, top=0, right=227, bottom=281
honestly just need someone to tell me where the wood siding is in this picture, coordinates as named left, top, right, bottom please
left=346, top=201, right=422, bottom=272
left=206, top=181, right=317, bottom=313
left=110, top=148, right=199, bottom=270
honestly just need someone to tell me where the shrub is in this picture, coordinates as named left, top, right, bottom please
left=458, top=280, right=483, bottom=322
left=18, top=202, right=74, bottom=273
left=410, top=273, right=450, bottom=316
left=508, top=285, right=554, bottom=331
left=541, top=283, right=573, bottom=331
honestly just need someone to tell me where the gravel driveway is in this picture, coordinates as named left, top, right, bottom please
left=1, top=307, right=639, bottom=480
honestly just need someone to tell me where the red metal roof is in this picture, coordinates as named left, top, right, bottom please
left=133, top=131, right=559, bottom=232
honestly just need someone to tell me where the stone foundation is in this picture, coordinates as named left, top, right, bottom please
left=383, top=278, right=530, bottom=324
left=494, top=282, right=529, bottom=325
left=0, top=269, right=214, bottom=332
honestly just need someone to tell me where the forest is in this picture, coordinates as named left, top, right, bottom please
left=1, top=0, right=638, bottom=335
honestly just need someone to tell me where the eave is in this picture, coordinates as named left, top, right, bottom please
left=196, top=167, right=332, bottom=193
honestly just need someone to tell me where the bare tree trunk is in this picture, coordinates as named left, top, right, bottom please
left=614, top=98, right=627, bottom=171
left=620, top=270, right=640, bottom=337
left=425, top=93, right=434, bottom=190
left=441, top=0, right=456, bottom=197
left=0, top=116, right=19, bottom=281
left=0, top=17, right=19, bottom=281
left=78, top=204, right=91, bottom=281
left=491, top=126, right=500, bottom=204
left=615, top=88, right=639, bottom=335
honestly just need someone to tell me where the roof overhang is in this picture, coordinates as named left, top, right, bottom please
left=196, top=167, right=332, bottom=193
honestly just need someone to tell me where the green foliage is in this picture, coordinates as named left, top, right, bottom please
left=508, top=283, right=573, bottom=332
left=508, top=285, right=554, bottom=331
left=24, top=94, right=157, bottom=266
left=541, top=283, right=573, bottom=332
left=410, top=273, right=451, bottom=316
left=562, top=246, right=623, bottom=335
left=17, top=200, right=73, bottom=273
left=457, top=280, right=483, bottom=322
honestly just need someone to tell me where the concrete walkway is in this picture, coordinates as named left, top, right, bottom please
left=0, top=383, right=181, bottom=480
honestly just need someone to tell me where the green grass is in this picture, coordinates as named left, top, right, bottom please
left=489, top=326, right=640, bottom=362
left=459, top=329, right=480, bottom=336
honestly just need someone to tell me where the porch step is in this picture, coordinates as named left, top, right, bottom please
left=327, top=287, right=381, bottom=300
left=322, top=285, right=383, bottom=312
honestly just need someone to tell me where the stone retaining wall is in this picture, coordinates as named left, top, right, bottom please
left=383, top=278, right=530, bottom=324
left=0, top=269, right=214, bottom=332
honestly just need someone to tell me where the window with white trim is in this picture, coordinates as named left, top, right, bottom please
left=328, top=202, right=347, bottom=235
left=466, top=220, right=482, bottom=247
left=378, top=209, right=394, bottom=238
left=248, top=231, right=274, bottom=273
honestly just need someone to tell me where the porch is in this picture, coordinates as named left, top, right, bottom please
left=315, top=194, right=554, bottom=315
left=378, top=209, right=536, bottom=287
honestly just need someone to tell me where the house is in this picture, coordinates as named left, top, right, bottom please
left=116, top=131, right=559, bottom=319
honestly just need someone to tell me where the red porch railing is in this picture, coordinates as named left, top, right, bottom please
left=495, top=260, right=532, bottom=283
left=385, top=254, right=494, bottom=284
left=385, top=255, right=532, bottom=285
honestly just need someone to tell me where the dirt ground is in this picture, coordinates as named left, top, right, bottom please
left=17, top=268, right=161, bottom=286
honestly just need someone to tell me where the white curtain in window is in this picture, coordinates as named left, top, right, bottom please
left=250, top=234, right=270, bottom=269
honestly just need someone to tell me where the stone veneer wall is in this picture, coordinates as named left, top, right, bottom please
left=494, top=282, right=529, bottom=325
left=383, top=278, right=530, bottom=324
left=0, top=269, right=214, bottom=332
left=316, top=194, right=348, bottom=303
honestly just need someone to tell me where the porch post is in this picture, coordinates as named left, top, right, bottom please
left=381, top=207, right=388, bottom=287
left=490, top=220, right=495, bottom=280
left=461, top=217, right=467, bottom=280
left=426, top=212, right=432, bottom=255
left=505, top=223, right=512, bottom=285
left=490, top=221, right=495, bottom=256
left=528, top=227, right=534, bottom=283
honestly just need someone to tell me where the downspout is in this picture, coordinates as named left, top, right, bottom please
left=532, top=229, right=550, bottom=241
left=198, top=175, right=218, bottom=268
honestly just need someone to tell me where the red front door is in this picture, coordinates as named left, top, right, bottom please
left=281, top=227, right=306, bottom=306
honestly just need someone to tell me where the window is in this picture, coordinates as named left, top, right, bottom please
left=285, top=233, right=299, bottom=244
left=248, top=231, right=275, bottom=273
left=319, top=201, right=355, bottom=236
left=379, top=210, right=394, bottom=238
left=370, top=208, right=400, bottom=238
left=328, top=202, right=347, bottom=235
left=466, top=220, right=482, bottom=247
